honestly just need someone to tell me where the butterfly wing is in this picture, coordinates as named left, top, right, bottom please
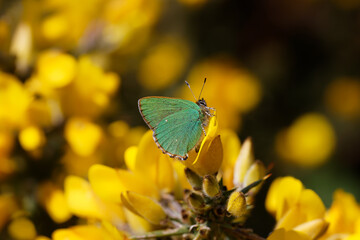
left=138, top=97, right=200, bottom=129
left=138, top=97, right=203, bottom=160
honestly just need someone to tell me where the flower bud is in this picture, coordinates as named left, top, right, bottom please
left=187, top=192, right=205, bottom=210
left=185, top=168, right=202, bottom=191
left=233, top=138, right=254, bottom=187
left=226, top=191, right=247, bottom=218
left=199, top=225, right=211, bottom=238
left=202, top=175, right=220, bottom=197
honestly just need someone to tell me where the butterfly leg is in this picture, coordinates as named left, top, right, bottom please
left=201, top=124, right=207, bottom=136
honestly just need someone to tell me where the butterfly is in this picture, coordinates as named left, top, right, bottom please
left=138, top=79, right=215, bottom=160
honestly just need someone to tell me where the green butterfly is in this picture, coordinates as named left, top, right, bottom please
left=138, top=80, right=215, bottom=160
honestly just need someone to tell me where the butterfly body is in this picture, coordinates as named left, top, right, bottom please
left=138, top=96, right=213, bottom=160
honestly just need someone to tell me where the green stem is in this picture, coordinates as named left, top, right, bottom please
left=129, top=226, right=190, bottom=239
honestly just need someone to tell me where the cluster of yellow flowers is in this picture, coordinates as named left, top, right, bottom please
left=49, top=115, right=270, bottom=239
left=266, top=176, right=360, bottom=240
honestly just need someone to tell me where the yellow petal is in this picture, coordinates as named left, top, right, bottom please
left=37, top=182, right=71, bottom=223
left=346, top=234, right=360, bottom=240
left=134, top=130, right=163, bottom=181
left=265, top=176, right=303, bottom=220
left=117, top=170, right=159, bottom=199
left=275, top=189, right=325, bottom=230
left=123, top=208, right=153, bottom=234
left=65, top=118, right=103, bottom=157
left=8, top=217, right=37, bottom=240
left=268, top=228, right=311, bottom=240
left=242, top=160, right=266, bottom=197
left=124, top=146, right=138, bottom=172
left=64, top=176, right=104, bottom=219
left=220, top=128, right=241, bottom=168
left=326, top=189, right=360, bottom=235
left=182, top=116, right=223, bottom=176
left=122, top=191, right=166, bottom=225
left=88, top=164, right=125, bottom=203
left=52, top=225, right=120, bottom=240
left=219, top=129, right=241, bottom=188
left=297, top=189, right=326, bottom=221
left=65, top=176, right=125, bottom=223
left=293, top=218, right=329, bottom=239
left=156, top=154, right=176, bottom=192
left=233, top=138, right=255, bottom=187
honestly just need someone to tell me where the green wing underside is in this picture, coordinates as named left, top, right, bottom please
left=139, top=97, right=203, bottom=157
left=155, top=110, right=203, bottom=157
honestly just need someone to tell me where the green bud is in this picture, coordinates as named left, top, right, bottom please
left=185, top=168, right=203, bottom=191
left=202, top=175, right=220, bottom=197
left=187, top=192, right=205, bottom=210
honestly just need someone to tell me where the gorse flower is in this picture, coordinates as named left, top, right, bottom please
left=266, top=176, right=360, bottom=240
left=275, top=113, right=336, bottom=168
left=266, top=176, right=329, bottom=240
left=321, top=189, right=360, bottom=240
left=54, top=114, right=269, bottom=239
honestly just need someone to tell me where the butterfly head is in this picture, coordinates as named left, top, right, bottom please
left=196, top=98, right=207, bottom=107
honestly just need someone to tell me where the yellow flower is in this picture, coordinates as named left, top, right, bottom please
left=8, top=217, right=37, bottom=240
left=231, top=137, right=266, bottom=205
left=101, top=0, right=162, bottom=54
left=138, top=37, right=190, bottom=91
left=324, top=77, right=360, bottom=119
left=321, top=189, right=360, bottom=239
left=181, top=114, right=223, bottom=176
left=60, top=55, right=120, bottom=118
left=0, top=71, right=31, bottom=129
left=19, top=125, right=46, bottom=151
left=65, top=117, right=103, bottom=157
left=37, top=50, right=77, bottom=88
left=266, top=176, right=328, bottom=240
left=276, top=113, right=336, bottom=167
left=37, top=182, right=72, bottom=223
left=64, top=176, right=125, bottom=224
left=179, top=57, right=262, bottom=130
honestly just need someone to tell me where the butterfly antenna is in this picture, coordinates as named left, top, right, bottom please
left=185, top=81, right=197, bottom=101
left=198, top=78, right=207, bottom=100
